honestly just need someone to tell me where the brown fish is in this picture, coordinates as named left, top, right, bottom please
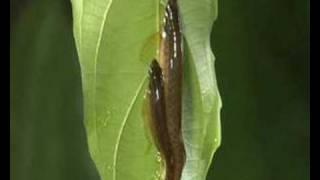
left=147, top=0, right=186, bottom=179
left=147, top=60, right=173, bottom=179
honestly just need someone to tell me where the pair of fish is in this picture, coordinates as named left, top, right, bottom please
left=146, top=0, right=186, bottom=180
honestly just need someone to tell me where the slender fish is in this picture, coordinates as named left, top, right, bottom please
left=147, top=0, right=185, bottom=179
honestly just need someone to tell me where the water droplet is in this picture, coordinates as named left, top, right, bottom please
left=103, top=111, right=111, bottom=126
left=107, top=165, right=112, bottom=171
left=156, top=152, right=162, bottom=163
left=155, top=170, right=161, bottom=180
left=201, top=89, right=208, bottom=95
left=102, top=111, right=111, bottom=127
left=153, top=174, right=158, bottom=180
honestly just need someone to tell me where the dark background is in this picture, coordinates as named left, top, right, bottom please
left=10, top=0, right=310, bottom=180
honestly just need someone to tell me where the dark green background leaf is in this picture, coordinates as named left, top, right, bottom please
left=10, top=0, right=99, bottom=179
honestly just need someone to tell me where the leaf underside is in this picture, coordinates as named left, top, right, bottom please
left=70, top=0, right=221, bottom=180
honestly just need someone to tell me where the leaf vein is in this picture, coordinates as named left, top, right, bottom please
left=112, top=76, right=147, bottom=180
left=93, top=0, right=114, bottom=156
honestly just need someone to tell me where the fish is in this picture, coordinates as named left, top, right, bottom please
left=147, top=0, right=186, bottom=179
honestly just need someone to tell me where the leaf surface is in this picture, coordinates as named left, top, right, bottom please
left=71, top=0, right=221, bottom=179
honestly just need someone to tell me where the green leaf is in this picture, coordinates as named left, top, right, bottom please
left=70, top=0, right=221, bottom=179
left=179, top=0, right=221, bottom=179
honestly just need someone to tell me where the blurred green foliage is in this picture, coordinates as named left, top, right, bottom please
left=10, top=0, right=309, bottom=180
left=208, top=0, right=309, bottom=179
left=10, top=0, right=99, bottom=179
